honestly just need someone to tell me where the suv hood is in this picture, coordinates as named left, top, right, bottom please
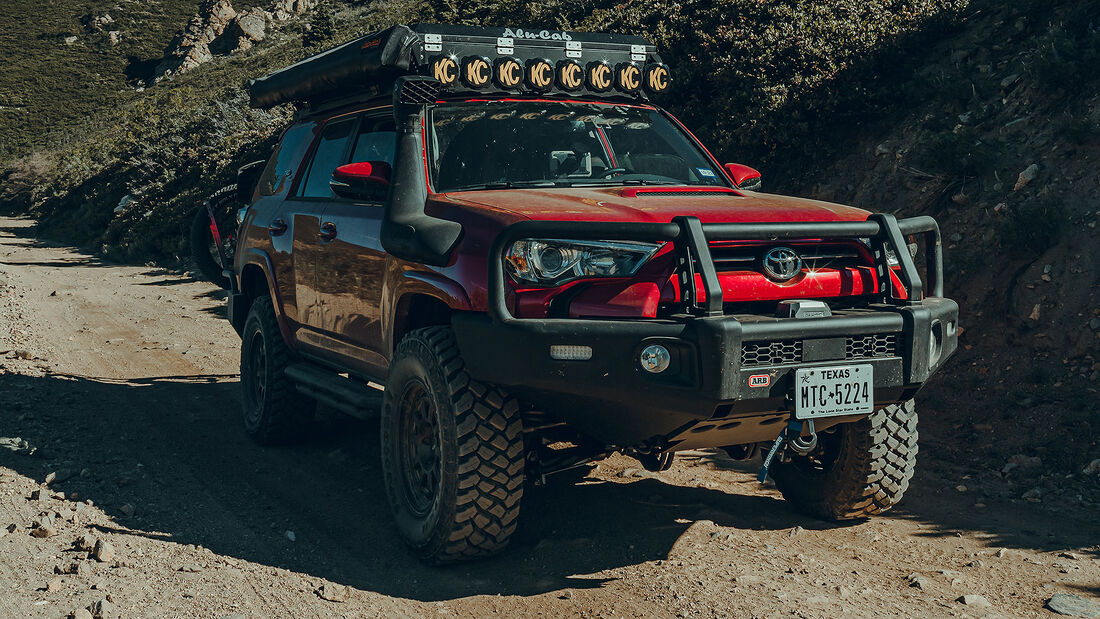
left=443, top=186, right=870, bottom=224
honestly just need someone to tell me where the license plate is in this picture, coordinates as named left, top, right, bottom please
left=793, top=364, right=874, bottom=419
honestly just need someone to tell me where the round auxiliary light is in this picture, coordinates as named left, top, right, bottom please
left=640, top=344, right=671, bottom=374
left=615, top=62, right=642, bottom=94
left=525, top=58, right=554, bottom=92
left=461, top=55, right=492, bottom=89
left=429, top=55, right=459, bottom=87
left=556, top=59, right=584, bottom=92
left=493, top=56, right=523, bottom=90
left=586, top=61, right=613, bottom=93
left=643, top=62, right=670, bottom=94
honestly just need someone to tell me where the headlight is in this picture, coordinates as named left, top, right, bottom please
left=505, top=239, right=660, bottom=286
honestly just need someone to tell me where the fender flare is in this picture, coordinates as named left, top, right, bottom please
left=235, top=248, right=295, bottom=348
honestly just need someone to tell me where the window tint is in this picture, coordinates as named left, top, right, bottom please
left=257, top=123, right=316, bottom=197
left=350, top=117, right=396, bottom=165
left=300, top=118, right=356, bottom=199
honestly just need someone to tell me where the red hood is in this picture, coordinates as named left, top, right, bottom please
left=441, top=186, right=870, bottom=224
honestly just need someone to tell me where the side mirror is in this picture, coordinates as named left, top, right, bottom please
left=724, top=163, right=762, bottom=192
left=331, top=161, right=392, bottom=201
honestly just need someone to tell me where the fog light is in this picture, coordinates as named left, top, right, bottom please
left=550, top=345, right=592, bottom=361
left=640, top=344, right=671, bottom=373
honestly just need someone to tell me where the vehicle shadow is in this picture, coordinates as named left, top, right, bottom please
left=0, top=369, right=851, bottom=601
left=2, top=369, right=1096, bottom=604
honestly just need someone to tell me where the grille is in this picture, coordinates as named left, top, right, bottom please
left=845, top=334, right=900, bottom=359
left=709, top=243, right=866, bottom=273
left=740, top=333, right=900, bottom=367
left=741, top=340, right=802, bottom=366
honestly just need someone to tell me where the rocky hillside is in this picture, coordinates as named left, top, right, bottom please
left=791, top=1, right=1099, bottom=497
left=0, top=0, right=1096, bottom=494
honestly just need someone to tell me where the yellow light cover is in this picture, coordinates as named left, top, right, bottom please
left=556, top=59, right=584, bottom=92
left=615, top=62, right=641, bottom=93
left=461, top=56, right=492, bottom=88
left=430, top=56, right=458, bottom=86
left=494, top=57, right=523, bottom=89
left=525, top=58, right=554, bottom=91
left=644, top=63, right=670, bottom=94
left=586, top=61, right=613, bottom=92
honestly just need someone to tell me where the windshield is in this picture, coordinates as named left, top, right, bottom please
left=427, top=101, right=728, bottom=192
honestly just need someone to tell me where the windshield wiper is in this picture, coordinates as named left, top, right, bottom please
left=570, top=179, right=680, bottom=187
left=445, top=180, right=561, bottom=192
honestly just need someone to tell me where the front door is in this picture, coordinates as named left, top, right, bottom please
left=312, top=112, right=397, bottom=377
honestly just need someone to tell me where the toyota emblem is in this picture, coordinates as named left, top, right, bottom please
left=761, top=247, right=802, bottom=282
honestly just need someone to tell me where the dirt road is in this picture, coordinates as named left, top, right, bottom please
left=0, top=216, right=1097, bottom=619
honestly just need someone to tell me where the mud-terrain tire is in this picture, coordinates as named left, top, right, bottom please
left=239, top=296, right=315, bottom=445
left=189, top=185, right=238, bottom=289
left=772, top=400, right=917, bottom=520
left=381, top=326, right=525, bottom=564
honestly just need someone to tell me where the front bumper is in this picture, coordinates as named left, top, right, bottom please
left=453, top=298, right=957, bottom=447
left=456, top=213, right=956, bottom=448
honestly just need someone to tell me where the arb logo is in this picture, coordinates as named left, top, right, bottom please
left=749, top=374, right=770, bottom=388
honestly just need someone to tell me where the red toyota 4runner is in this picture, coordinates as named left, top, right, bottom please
left=228, top=24, right=958, bottom=564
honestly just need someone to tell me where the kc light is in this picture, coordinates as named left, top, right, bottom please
left=429, top=55, right=458, bottom=87
left=494, top=56, right=523, bottom=90
left=586, top=61, right=613, bottom=92
left=505, top=239, right=660, bottom=286
left=615, top=62, right=642, bottom=94
left=556, top=59, right=584, bottom=91
left=643, top=63, right=670, bottom=94
left=525, top=58, right=554, bottom=92
left=461, top=55, right=492, bottom=88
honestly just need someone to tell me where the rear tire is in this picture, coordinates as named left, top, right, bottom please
left=772, top=400, right=918, bottom=520
left=381, top=326, right=525, bottom=564
left=239, top=296, right=315, bottom=445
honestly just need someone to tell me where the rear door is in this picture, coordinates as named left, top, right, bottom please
left=311, top=110, right=397, bottom=377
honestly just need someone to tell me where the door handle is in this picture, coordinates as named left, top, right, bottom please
left=318, top=221, right=338, bottom=242
left=268, top=219, right=288, bottom=236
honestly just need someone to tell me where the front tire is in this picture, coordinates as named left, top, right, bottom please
left=381, top=326, right=525, bottom=564
left=772, top=400, right=918, bottom=520
left=239, top=296, right=315, bottom=445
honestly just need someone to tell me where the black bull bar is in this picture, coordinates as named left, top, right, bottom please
left=487, top=213, right=944, bottom=322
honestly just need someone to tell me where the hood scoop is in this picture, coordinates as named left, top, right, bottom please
left=619, top=187, right=740, bottom=198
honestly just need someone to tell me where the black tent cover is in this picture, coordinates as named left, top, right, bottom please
left=248, top=23, right=659, bottom=109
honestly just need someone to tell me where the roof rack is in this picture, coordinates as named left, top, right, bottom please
left=248, top=23, right=669, bottom=109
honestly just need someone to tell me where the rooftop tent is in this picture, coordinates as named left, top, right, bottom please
left=248, top=25, right=417, bottom=108
left=247, top=24, right=667, bottom=109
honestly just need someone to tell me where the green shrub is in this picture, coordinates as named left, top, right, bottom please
left=304, top=0, right=338, bottom=48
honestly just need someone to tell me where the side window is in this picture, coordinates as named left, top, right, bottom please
left=256, top=122, right=316, bottom=198
left=350, top=117, right=396, bottom=165
left=299, top=118, right=356, bottom=199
